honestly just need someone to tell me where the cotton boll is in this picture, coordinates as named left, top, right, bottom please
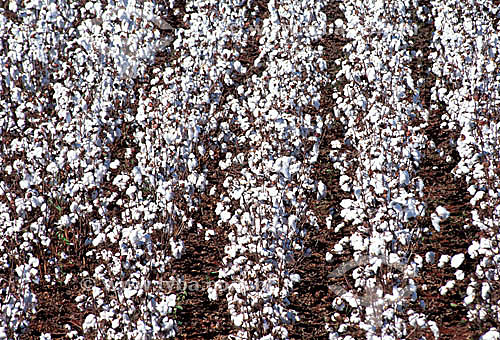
left=340, top=199, right=353, bottom=209
left=469, top=241, right=480, bottom=258
left=438, top=255, right=450, bottom=268
left=207, top=287, right=218, bottom=301
left=317, top=181, right=326, bottom=199
left=436, top=206, right=450, bottom=220
left=290, top=273, right=300, bottom=283
left=92, top=233, right=105, bottom=247
left=221, top=210, right=231, bottom=223
left=205, top=229, right=215, bottom=241
left=428, top=320, right=439, bottom=339
left=170, top=239, right=184, bottom=259
left=480, top=329, right=500, bottom=340
left=123, top=287, right=137, bottom=299
left=431, top=213, right=441, bottom=232
left=451, top=253, right=465, bottom=268
left=464, top=294, right=475, bottom=305
left=425, top=251, right=435, bottom=264
left=471, top=191, right=485, bottom=206
left=83, top=314, right=97, bottom=331
left=481, top=283, right=491, bottom=300
left=110, top=159, right=120, bottom=169
left=333, top=243, right=343, bottom=253
left=126, top=185, right=136, bottom=198
left=233, top=313, right=244, bottom=327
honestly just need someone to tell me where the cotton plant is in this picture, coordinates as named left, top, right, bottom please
left=0, top=0, right=187, bottom=337
left=430, top=0, right=500, bottom=332
left=204, top=0, right=331, bottom=337
left=324, top=0, right=440, bottom=338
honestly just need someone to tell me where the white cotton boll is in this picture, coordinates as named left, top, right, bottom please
left=431, top=213, right=441, bottom=232
left=92, top=233, right=105, bottom=247
left=428, top=320, right=439, bottom=339
left=170, top=239, right=184, bottom=259
left=436, top=206, right=450, bottom=220
left=137, top=105, right=147, bottom=123
left=486, top=62, right=496, bottom=73
left=468, top=185, right=477, bottom=196
left=340, top=199, right=353, bottom=209
left=268, top=109, right=279, bottom=119
left=233, top=313, right=244, bottom=327
left=112, top=318, right=120, bottom=329
left=20, top=179, right=31, bottom=189
left=480, top=238, right=492, bottom=250
left=469, top=241, right=480, bottom=258
left=326, top=252, right=333, bottom=262
left=317, top=181, right=326, bottom=199
left=40, top=333, right=51, bottom=340
left=438, top=255, right=450, bottom=268
left=225, top=244, right=237, bottom=258
left=123, top=287, right=137, bottom=300
left=350, top=233, right=366, bottom=251
left=67, top=150, right=79, bottom=162
left=221, top=210, right=231, bottom=223
left=389, top=253, right=400, bottom=265
left=343, top=292, right=359, bottom=308
left=455, top=270, right=465, bottom=280
left=480, top=329, right=500, bottom=340
left=233, top=60, right=242, bottom=73
left=425, top=251, right=435, bottom=264
left=481, top=283, right=491, bottom=300
left=92, top=286, right=102, bottom=299
left=126, top=185, right=136, bottom=197
left=110, top=159, right=120, bottom=169
left=207, top=287, right=218, bottom=301
left=333, top=244, right=343, bottom=253
left=47, top=162, right=58, bottom=174
left=445, top=280, right=455, bottom=291
left=205, top=229, right=215, bottom=241
left=451, top=253, right=465, bottom=268
left=437, top=87, right=447, bottom=100
left=83, top=314, right=97, bottom=331
left=290, top=273, right=300, bottom=283
left=326, top=215, right=333, bottom=229
left=369, top=238, right=384, bottom=256
left=471, top=191, right=485, bottom=206
left=464, top=294, right=475, bottom=305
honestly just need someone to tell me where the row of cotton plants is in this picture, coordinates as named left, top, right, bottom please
left=1, top=0, right=183, bottom=338
left=429, top=0, right=500, bottom=332
left=324, top=0, right=438, bottom=338
left=206, top=0, right=330, bottom=338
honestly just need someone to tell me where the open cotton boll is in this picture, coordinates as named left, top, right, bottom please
left=233, top=313, right=244, bottom=327
left=451, top=253, right=465, bottom=268
left=431, top=213, right=441, bottom=232
left=468, top=241, right=480, bottom=258
left=207, top=286, right=218, bottom=301
left=83, top=314, right=97, bottom=331
left=170, top=239, right=184, bottom=259
left=317, top=181, right=326, bottom=199
left=438, top=255, right=450, bottom=268
left=425, top=251, right=435, bottom=264
left=436, top=206, right=450, bottom=220
left=480, top=329, right=500, bottom=340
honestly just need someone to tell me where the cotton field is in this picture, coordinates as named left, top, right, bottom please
left=0, top=0, right=499, bottom=339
